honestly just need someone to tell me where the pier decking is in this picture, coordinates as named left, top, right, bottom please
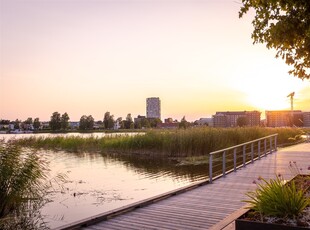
left=68, top=143, right=310, bottom=230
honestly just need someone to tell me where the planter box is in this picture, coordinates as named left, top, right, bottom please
left=236, top=174, right=310, bottom=230
left=235, top=212, right=309, bottom=230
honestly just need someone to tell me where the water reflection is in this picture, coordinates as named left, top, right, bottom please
left=105, top=152, right=209, bottom=182
left=40, top=150, right=208, bottom=229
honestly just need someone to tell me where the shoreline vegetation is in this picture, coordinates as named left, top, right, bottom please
left=0, top=140, right=48, bottom=229
left=11, top=127, right=306, bottom=157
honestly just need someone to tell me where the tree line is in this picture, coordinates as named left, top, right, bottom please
left=0, top=111, right=170, bottom=131
left=33, top=111, right=137, bottom=131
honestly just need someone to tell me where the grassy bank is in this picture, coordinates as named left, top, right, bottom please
left=12, top=127, right=305, bottom=157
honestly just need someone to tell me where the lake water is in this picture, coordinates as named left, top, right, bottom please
left=1, top=133, right=209, bottom=229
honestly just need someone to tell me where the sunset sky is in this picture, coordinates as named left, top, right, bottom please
left=1, top=0, right=309, bottom=122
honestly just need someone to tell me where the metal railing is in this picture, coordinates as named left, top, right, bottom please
left=209, top=133, right=278, bottom=183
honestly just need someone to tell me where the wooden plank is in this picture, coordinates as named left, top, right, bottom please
left=110, top=212, right=207, bottom=230
left=132, top=207, right=225, bottom=221
left=209, top=205, right=248, bottom=230
left=94, top=219, right=172, bottom=230
left=127, top=212, right=213, bottom=227
left=153, top=200, right=242, bottom=211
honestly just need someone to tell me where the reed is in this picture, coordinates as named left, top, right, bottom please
left=0, top=140, right=48, bottom=229
left=12, top=127, right=305, bottom=157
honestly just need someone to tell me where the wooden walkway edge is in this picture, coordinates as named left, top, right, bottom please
left=58, top=143, right=310, bottom=230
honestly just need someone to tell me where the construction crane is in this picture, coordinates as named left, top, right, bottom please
left=287, top=92, right=295, bottom=111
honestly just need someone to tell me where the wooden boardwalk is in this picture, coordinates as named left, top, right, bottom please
left=68, top=143, right=310, bottom=230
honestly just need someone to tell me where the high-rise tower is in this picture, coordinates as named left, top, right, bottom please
left=146, top=97, right=161, bottom=119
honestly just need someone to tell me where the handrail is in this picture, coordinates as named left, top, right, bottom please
left=209, top=133, right=278, bottom=183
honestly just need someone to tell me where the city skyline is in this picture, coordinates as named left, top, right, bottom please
left=1, top=105, right=309, bottom=124
left=1, top=0, right=310, bottom=122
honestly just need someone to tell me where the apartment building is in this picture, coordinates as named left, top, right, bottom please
left=266, top=110, right=303, bottom=127
left=304, top=112, right=310, bottom=127
left=213, top=111, right=261, bottom=127
left=146, top=97, right=161, bottom=119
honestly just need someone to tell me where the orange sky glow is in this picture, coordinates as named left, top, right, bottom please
left=1, top=0, right=309, bottom=122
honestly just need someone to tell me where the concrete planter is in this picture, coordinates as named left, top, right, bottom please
left=235, top=212, right=309, bottom=230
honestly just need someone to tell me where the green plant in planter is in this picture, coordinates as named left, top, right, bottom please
left=244, top=175, right=309, bottom=221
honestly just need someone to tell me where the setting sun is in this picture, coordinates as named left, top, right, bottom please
left=247, top=93, right=290, bottom=111
left=244, top=77, right=305, bottom=111
left=231, top=58, right=307, bottom=112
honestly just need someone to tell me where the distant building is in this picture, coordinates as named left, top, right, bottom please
left=213, top=111, right=261, bottom=127
left=114, top=120, right=121, bottom=130
left=158, top=123, right=179, bottom=129
left=134, top=115, right=146, bottom=124
left=304, top=112, right=310, bottom=127
left=69, top=122, right=80, bottom=129
left=158, top=119, right=179, bottom=129
left=195, top=118, right=214, bottom=127
left=8, top=124, right=14, bottom=130
left=213, top=113, right=227, bottom=128
left=146, top=97, right=161, bottom=119
left=42, top=122, right=50, bottom=129
left=164, top=118, right=173, bottom=124
left=266, top=110, right=303, bottom=127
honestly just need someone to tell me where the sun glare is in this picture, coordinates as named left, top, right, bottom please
left=234, top=72, right=305, bottom=112
left=248, top=94, right=290, bottom=111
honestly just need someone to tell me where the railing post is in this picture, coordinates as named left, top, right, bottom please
left=251, top=143, right=254, bottom=163
left=209, top=154, right=213, bottom=183
left=223, top=151, right=226, bottom=177
left=269, top=137, right=272, bottom=153
left=243, top=145, right=246, bottom=167
left=275, top=135, right=278, bottom=151
left=258, top=140, right=261, bottom=159
left=233, top=148, right=237, bottom=172
left=264, top=139, right=267, bottom=156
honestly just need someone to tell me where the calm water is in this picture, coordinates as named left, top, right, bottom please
left=1, top=133, right=209, bottom=229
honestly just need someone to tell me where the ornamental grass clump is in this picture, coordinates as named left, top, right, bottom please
left=244, top=175, right=309, bottom=221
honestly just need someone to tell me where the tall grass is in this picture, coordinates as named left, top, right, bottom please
left=0, top=140, right=49, bottom=229
left=12, top=127, right=304, bottom=157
